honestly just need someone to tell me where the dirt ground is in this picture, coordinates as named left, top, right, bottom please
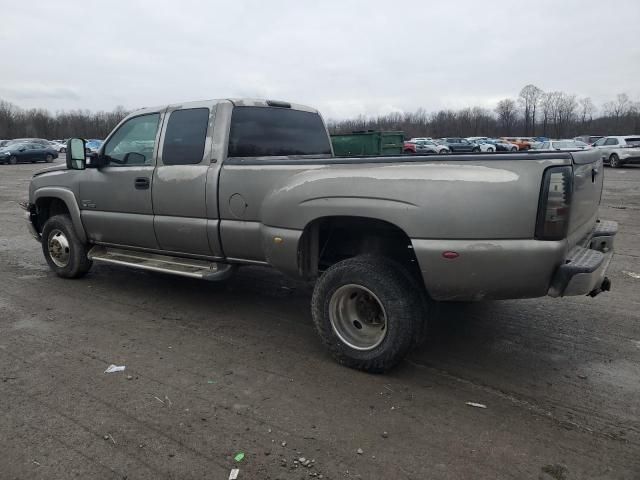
left=0, top=159, right=639, bottom=480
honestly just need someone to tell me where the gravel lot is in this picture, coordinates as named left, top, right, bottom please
left=0, top=159, right=639, bottom=480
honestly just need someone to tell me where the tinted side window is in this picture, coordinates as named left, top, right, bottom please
left=104, top=113, right=160, bottom=166
left=604, top=138, right=618, bottom=146
left=162, top=108, right=209, bottom=165
left=593, top=138, right=606, bottom=146
left=228, top=107, right=332, bottom=157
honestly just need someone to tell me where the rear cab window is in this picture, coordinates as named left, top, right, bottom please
left=228, top=106, right=332, bottom=158
left=624, top=137, right=640, bottom=147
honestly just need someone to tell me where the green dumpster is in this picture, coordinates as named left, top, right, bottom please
left=331, top=130, right=404, bottom=156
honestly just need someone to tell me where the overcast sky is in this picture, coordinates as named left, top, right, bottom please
left=1, top=0, right=639, bottom=120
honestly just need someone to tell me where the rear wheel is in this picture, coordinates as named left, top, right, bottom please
left=511, top=146, right=518, bottom=152
left=311, top=255, right=425, bottom=373
left=41, top=214, right=92, bottom=278
left=609, top=153, right=621, bottom=168
left=487, top=147, right=494, bottom=152
left=45, top=154, right=53, bottom=163
left=472, top=147, right=480, bottom=153
left=9, top=155, right=17, bottom=165
left=60, top=147, right=66, bottom=153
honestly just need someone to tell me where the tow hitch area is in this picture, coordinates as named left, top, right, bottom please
left=589, top=277, right=611, bottom=297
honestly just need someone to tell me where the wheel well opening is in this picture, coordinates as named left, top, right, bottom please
left=35, top=198, right=69, bottom=233
left=299, top=216, right=421, bottom=279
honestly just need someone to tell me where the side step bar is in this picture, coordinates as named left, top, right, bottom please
left=88, top=246, right=236, bottom=281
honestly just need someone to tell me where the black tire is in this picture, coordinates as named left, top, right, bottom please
left=609, top=153, right=621, bottom=168
left=9, top=155, right=17, bottom=165
left=487, top=147, right=494, bottom=152
left=472, top=147, right=480, bottom=153
left=511, top=147, right=518, bottom=152
left=41, top=214, right=92, bottom=278
left=311, top=255, right=425, bottom=373
left=45, top=154, right=54, bottom=163
left=60, top=147, right=66, bottom=153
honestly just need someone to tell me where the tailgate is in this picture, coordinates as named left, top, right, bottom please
left=567, top=149, right=603, bottom=245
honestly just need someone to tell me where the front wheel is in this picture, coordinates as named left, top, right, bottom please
left=487, top=147, right=494, bottom=152
left=60, top=147, right=66, bottom=153
left=9, top=155, right=17, bottom=165
left=41, top=214, right=92, bottom=278
left=311, top=255, right=425, bottom=373
left=609, top=153, right=621, bottom=168
left=472, top=147, right=480, bottom=153
left=511, top=147, right=518, bottom=152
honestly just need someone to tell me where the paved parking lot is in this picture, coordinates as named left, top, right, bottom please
left=0, top=159, right=639, bottom=479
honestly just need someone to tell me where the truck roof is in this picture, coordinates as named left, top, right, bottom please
left=130, top=98, right=319, bottom=116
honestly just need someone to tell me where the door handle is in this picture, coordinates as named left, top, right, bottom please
left=134, top=177, right=150, bottom=189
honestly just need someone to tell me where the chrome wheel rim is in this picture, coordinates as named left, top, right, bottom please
left=48, top=229, right=70, bottom=267
left=329, top=284, right=387, bottom=351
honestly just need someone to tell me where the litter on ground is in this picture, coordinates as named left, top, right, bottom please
left=104, top=365, right=126, bottom=373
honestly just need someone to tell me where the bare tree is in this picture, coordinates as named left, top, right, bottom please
left=495, top=99, right=518, bottom=136
left=603, top=93, right=631, bottom=129
left=518, top=84, right=543, bottom=136
left=578, top=97, right=595, bottom=131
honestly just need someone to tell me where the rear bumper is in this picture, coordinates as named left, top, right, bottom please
left=548, top=220, right=617, bottom=297
left=411, top=220, right=617, bottom=301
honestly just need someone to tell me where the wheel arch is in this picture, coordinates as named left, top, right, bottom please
left=296, top=215, right=422, bottom=283
left=33, top=187, right=87, bottom=243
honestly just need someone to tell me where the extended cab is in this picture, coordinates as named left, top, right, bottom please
left=24, top=98, right=617, bottom=372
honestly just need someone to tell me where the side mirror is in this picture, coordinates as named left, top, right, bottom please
left=66, top=138, right=86, bottom=170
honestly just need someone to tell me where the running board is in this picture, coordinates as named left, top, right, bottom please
left=87, top=246, right=236, bottom=281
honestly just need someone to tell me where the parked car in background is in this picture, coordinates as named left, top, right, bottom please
left=408, top=137, right=433, bottom=142
left=466, top=137, right=496, bottom=152
left=49, top=141, right=67, bottom=153
left=534, top=140, right=590, bottom=151
left=85, top=139, right=103, bottom=154
left=0, top=140, right=8, bottom=148
left=592, top=135, right=640, bottom=168
left=440, top=137, right=480, bottom=152
left=575, top=135, right=603, bottom=145
left=4, top=138, right=51, bottom=147
left=404, top=139, right=450, bottom=154
left=502, top=137, right=533, bottom=151
left=482, top=138, right=518, bottom=151
left=0, top=142, right=58, bottom=164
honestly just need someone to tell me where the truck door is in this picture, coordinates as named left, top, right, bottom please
left=79, top=111, right=163, bottom=249
left=152, top=102, right=222, bottom=257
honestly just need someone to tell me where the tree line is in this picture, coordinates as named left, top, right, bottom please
left=0, top=100, right=129, bottom=140
left=1, top=85, right=639, bottom=141
left=328, top=86, right=640, bottom=139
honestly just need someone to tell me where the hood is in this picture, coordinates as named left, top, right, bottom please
left=32, top=163, right=68, bottom=177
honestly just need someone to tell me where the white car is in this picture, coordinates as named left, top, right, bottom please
left=466, top=137, right=497, bottom=152
left=535, top=140, right=590, bottom=151
left=592, top=135, right=640, bottom=168
left=49, top=141, right=67, bottom=153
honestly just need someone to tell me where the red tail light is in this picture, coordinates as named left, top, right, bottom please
left=535, top=166, right=573, bottom=240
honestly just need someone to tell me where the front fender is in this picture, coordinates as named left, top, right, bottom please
left=32, top=187, right=87, bottom=243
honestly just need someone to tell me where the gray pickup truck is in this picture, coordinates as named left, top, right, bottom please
left=24, top=98, right=617, bottom=372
